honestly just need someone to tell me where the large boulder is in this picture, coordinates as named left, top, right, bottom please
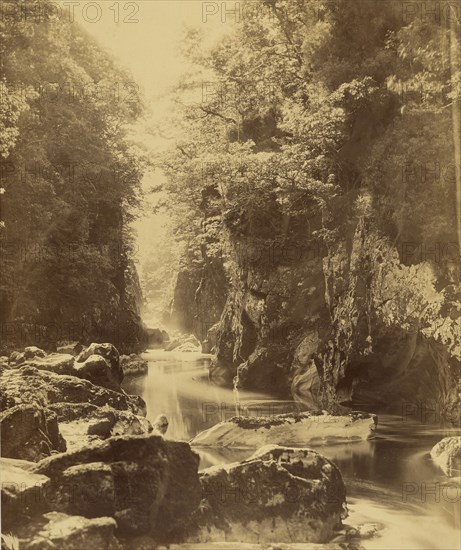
left=430, top=436, right=461, bottom=477
left=73, top=354, right=121, bottom=391
left=76, top=343, right=123, bottom=386
left=190, top=411, right=377, bottom=448
left=32, top=434, right=202, bottom=538
left=186, top=445, right=347, bottom=544
left=0, top=404, right=66, bottom=461
left=16, top=512, right=121, bottom=550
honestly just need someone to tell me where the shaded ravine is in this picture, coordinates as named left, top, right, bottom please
left=123, top=350, right=461, bottom=550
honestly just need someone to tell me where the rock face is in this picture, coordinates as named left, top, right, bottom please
left=0, top=404, right=66, bottom=461
left=190, top=412, right=377, bottom=449
left=205, top=230, right=461, bottom=419
left=209, top=241, right=326, bottom=395
left=186, top=445, right=347, bottom=544
left=430, top=437, right=461, bottom=477
left=168, top=251, right=228, bottom=344
left=169, top=268, right=203, bottom=335
left=31, top=435, right=201, bottom=538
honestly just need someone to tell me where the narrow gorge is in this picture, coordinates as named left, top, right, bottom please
left=1, top=1, right=460, bottom=549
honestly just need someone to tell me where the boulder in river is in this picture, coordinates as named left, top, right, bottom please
left=146, top=327, right=169, bottom=347
left=0, top=363, right=147, bottom=458
left=152, top=414, right=169, bottom=435
left=185, top=445, right=347, bottom=544
left=190, top=411, right=377, bottom=448
left=430, top=436, right=461, bottom=477
left=120, top=353, right=148, bottom=376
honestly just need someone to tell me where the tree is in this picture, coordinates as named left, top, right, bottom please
left=0, top=0, right=146, bottom=351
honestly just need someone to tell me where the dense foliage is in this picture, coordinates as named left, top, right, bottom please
left=0, top=0, right=146, bottom=351
left=157, top=0, right=460, bottom=404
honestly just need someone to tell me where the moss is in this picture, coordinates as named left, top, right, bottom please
left=228, top=410, right=327, bottom=430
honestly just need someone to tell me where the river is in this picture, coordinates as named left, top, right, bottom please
left=123, top=350, right=461, bottom=550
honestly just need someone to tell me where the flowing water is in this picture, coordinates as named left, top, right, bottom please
left=123, top=350, right=461, bottom=550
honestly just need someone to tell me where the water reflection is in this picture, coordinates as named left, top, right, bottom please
left=123, top=350, right=305, bottom=442
left=123, top=350, right=461, bottom=549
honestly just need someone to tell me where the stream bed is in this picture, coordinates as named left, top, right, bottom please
left=123, top=350, right=461, bottom=550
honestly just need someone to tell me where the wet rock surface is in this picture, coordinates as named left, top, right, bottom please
left=0, top=367, right=142, bottom=415
left=430, top=436, right=461, bottom=477
left=185, top=445, right=347, bottom=544
left=190, top=411, right=377, bottom=448
left=30, top=435, right=201, bottom=537
left=1, top=344, right=355, bottom=549
left=1, top=457, right=51, bottom=528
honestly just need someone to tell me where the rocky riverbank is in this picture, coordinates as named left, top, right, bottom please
left=1, top=344, right=375, bottom=549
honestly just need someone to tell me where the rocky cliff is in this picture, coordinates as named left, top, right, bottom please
left=196, top=213, right=461, bottom=420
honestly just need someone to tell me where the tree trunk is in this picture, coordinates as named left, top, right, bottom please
left=449, top=6, right=461, bottom=250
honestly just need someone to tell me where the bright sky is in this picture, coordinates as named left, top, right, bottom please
left=69, top=1, right=232, bottom=272
left=73, top=1, right=227, bottom=98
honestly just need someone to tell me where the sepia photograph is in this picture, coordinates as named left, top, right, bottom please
left=0, top=0, right=460, bottom=548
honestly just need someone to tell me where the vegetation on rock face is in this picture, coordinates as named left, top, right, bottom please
left=0, top=0, right=146, bottom=353
left=158, top=0, right=461, bottom=414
